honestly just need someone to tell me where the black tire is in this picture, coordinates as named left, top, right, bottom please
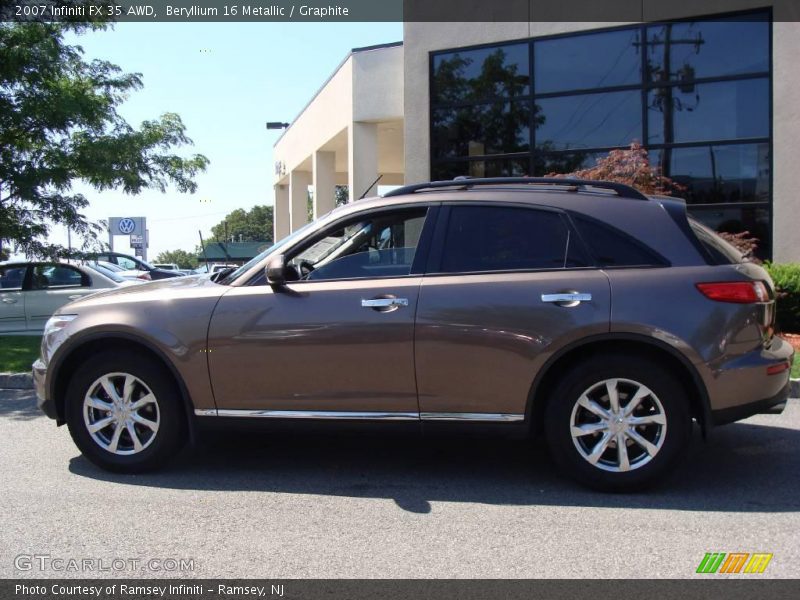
left=66, top=353, right=187, bottom=473
left=544, top=354, right=691, bottom=492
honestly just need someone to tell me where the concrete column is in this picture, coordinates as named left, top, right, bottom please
left=289, top=170, right=312, bottom=232
left=312, top=150, right=336, bottom=219
left=348, top=122, right=379, bottom=202
left=274, top=184, right=290, bottom=242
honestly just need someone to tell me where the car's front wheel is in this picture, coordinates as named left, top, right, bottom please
left=544, top=355, right=691, bottom=491
left=66, top=354, right=187, bottom=472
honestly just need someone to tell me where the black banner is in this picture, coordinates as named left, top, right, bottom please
left=4, top=580, right=800, bottom=600
left=2, top=0, right=799, bottom=22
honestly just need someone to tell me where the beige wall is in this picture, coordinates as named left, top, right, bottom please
left=404, top=2, right=800, bottom=260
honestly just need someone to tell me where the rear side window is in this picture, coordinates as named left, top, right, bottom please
left=440, top=206, right=589, bottom=273
left=571, top=215, right=667, bottom=267
left=688, top=218, right=743, bottom=265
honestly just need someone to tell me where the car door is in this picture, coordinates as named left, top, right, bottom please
left=414, top=203, right=611, bottom=421
left=207, top=205, right=437, bottom=417
left=0, top=265, right=28, bottom=333
left=26, top=264, right=97, bottom=331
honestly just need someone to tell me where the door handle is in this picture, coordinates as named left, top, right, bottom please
left=1, top=298, right=17, bottom=304
left=541, top=292, right=592, bottom=307
left=361, top=297, right=409, bottom=311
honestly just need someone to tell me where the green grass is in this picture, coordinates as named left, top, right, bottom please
left=0, top=336, right=42, bottom=373
left=792, top=359, right=800, bottom=380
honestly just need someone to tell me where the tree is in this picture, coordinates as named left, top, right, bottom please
left=210, top=205, right=273, bottom=243
left=155, top=249, right=199, bottom=270
left=0, top=20, right=209, bottom=258
left=546, top=142, right=681, bottom=196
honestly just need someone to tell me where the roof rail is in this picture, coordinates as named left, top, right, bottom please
left=382, top=177, right=649, bottom=201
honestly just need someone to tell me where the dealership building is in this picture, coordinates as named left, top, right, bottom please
left=273, top=2, right=799, bottom=261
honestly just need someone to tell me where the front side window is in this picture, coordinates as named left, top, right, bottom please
left=286, top=208, right=428, bottom=282
left=0, top=266, right=26, bottom=290
left=31, top=265, right=88, bottom=289
left=439, top=206, right=588, bottom=273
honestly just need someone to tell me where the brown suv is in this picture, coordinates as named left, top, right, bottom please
left=33, top=178, right=794, bottom=490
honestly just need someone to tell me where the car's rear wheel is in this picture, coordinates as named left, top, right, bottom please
left=544, top=355, right=691, bottom=491
left=66, top=354, right=186, bottom=472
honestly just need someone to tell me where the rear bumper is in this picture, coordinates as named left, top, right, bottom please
left=32, top=359, right=58, bottom=421
left=710, top=380, right=790, bottom=426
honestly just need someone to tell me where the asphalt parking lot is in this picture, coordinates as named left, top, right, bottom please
left=1, top=388, right=798, bottom=579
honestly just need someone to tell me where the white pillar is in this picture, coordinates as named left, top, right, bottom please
left=289, top=170, right=311, bottom=232
left=348, top=122, right=379, bottom=202
left=274, top=184, right=290, bottom=242
left=312, top=150, right=336, bottom=219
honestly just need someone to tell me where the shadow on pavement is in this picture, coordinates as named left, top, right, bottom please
left=67, top=415, right=800, bottom=514
left=0, top=389, right=42, bottom=421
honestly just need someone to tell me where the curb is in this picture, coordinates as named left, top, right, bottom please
left=0, top=373, right=34, bottom=390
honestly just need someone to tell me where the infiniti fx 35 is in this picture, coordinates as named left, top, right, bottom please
left=33, top=178, right=793, bottom=490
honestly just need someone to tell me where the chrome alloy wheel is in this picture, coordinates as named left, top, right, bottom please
left=82, top=373, right=160, bottom=455
left=569, top=378, right=667, bottom=473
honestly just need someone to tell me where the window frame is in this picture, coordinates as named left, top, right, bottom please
left=245, top=204, right=441, bottom=286
left=428, top=7, right=773, bottom=259
left=425, top=201, right=598, bottom=277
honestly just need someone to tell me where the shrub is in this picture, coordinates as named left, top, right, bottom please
left=764, top=263, right=800, bottom=333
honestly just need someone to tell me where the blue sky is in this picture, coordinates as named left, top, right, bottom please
left=54, top=22, right=402, bottom=260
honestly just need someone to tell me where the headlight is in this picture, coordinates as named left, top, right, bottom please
left=41, top=314, right=78, bottom=365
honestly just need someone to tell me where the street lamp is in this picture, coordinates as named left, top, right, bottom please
left=266, top=122, right=290, bottom=130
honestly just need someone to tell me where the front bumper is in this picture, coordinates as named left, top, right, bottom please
left=32, top=359, right=58, bottom=421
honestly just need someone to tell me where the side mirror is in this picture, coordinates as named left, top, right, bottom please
left=265, top=255, right=286, bottom=286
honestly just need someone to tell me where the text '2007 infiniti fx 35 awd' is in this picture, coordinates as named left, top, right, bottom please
left=34, top=177, right=793, bottom=491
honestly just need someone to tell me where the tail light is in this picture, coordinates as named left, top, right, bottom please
left=696, top=281, right=769, bottom=304
left=137, top=272, right=152, bottom=281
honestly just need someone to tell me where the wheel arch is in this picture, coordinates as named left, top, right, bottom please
left=526, top=333, right=711, bottom=437
left=50, top=332, right=196, bottom=441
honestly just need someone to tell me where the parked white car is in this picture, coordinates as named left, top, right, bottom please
left=0, top=262, right=139, bottom=334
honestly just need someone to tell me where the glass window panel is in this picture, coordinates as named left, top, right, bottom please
left=431, top=158, right=530, bottom=181
left=647, top=78, right=768, bottom=144
left=535, top=29, right=642, bottom=93
left=687, top=204, right=770, bottom=261
left=650, top=143, right=770, bottom=204
left=536, top=91, right=641, bottom=151
left=647, top=13, right=769, bottom=83
left=533, top=151, right=608, bottom=176
left=441, top=206, right=571, bottom=273
left=432, top=101, right=530, bottom=159
left=432, top=44, right=530, bottom=104
left=0, top=266, right=26, bottom=290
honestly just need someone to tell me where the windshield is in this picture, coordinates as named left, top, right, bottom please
left=87, top=263, right=127, bottom=283
left=219, top=220, right=318, bottom=285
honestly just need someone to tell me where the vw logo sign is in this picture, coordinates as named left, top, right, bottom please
left=118, top=218, right=136, bottom=234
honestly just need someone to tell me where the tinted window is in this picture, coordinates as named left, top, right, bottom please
left=536, top=91, right=642, bottom=151
left=432, top=44, right=530, bottom=104
left=432, top=101, right=530, bottom=158
left=572, top=216, right=665, bottom=267
left=0, top=266, right=26, bottom=290
left=31, top=265, right=88, bottom=289
left=440, top=206, right=587, bottom=273
left=289, top=209, right=427, bottom=281
left=647, top=15, right=769, bottom=82
left=647, top=78, right=768, bottom=144
left=536, top=29, right=642, bottom=93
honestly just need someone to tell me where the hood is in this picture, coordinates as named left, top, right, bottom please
left=58, top=274, right=227, bottom=314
